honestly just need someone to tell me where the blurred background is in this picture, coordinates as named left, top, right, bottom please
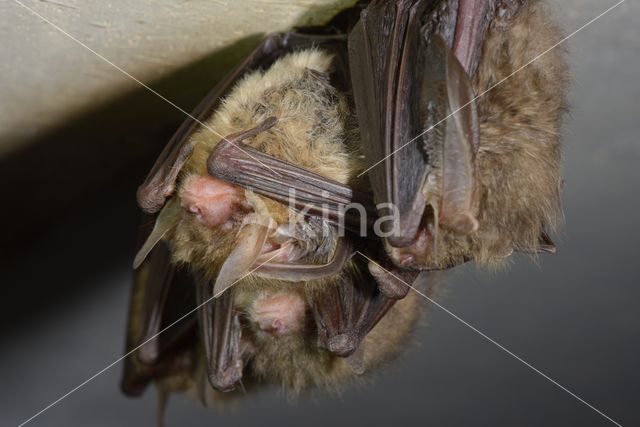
left=1, top=0, right=638, bottom=426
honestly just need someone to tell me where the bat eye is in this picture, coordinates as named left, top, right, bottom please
left=185, top=204, right=204, bottom=220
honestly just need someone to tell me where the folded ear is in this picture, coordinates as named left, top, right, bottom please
left=196, top=282, right=245, bottom=392
left=137, top=139, right=195, bottom=214
left=133, top=199, right=181, bottom=269
left=349, top=0, right=480, bottom=248
left=435, top=33, right=480, bottom=235
left=135, top=29, right=335, bottom=214
left=349, top=0, right=433, bottom=248
left=212, top=221, right=270, bottom=297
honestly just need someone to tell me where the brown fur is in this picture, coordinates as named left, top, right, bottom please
left=402, top=1, right=569, bottom=269
left=170, top=49, right=361, bottom=276
left=471, top=0, right=569, bottom=265
left=153, top=0, right=568, bottom=406
left=158, top=49, right=420, bottom=402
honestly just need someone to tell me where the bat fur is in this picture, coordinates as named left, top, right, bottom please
left=390, top=0, right=569, bottom=268
left=157, top=50, right=426, bottom=401
left=126, top=0, right=569, bottom=412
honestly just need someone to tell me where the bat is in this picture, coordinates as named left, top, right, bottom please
left=121, top=0, right=568, bottom=419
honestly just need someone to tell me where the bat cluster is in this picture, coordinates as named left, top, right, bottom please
left=121, top=0, right=568, bottom=416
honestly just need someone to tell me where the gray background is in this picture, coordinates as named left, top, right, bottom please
left=1, top=1, right=638, bottom=426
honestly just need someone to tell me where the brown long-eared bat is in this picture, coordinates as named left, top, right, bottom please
left=121, top=0, right=568, bottom=417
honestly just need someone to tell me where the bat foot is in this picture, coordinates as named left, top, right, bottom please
left=367, top=261, right=413, bottom=299
left=310, top=274, right=397, bottom=360
left=207, top=364, right=243, bottom=393
left=326, top=332, right=358, bottom=357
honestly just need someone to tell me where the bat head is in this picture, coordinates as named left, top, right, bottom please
left=135, top=48, right=362, bottom=299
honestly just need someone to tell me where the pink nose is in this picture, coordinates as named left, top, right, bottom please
left=254, top=294, right=306, bottom=336
left=180, top=175, right=243, bottom=227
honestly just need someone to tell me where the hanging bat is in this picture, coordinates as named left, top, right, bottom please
left=121, top=0, right=568, bottom=417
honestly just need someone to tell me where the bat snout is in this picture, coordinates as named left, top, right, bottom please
left=253, top=293, right=307, bottom=336
left=180, top=175, right=247, bottom=228
left=388, top=223, right=436, bottom=269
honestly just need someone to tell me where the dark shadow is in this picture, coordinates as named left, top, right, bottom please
left=0, top=34, right=264, bottom=265
left=0, top=1, right=358, bottom=335
left=0, top=0, right=362, bottom=264
left=0, top=35, right=267, bottom=335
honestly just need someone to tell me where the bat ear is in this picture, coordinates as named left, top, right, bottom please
left=133, top=199, right=181, bottom=269
left=137, top=141, right=195, bottom=214
left=427, top=34, right=480, bottom=236
left=212, top=221, right=270, bottom=297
